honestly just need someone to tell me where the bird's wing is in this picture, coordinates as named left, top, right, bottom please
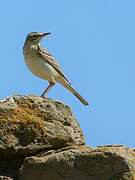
left=36, top=47, right=71, bottom=84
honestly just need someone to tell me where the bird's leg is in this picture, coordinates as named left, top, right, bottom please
left=41, top=82, right=55, bottom=98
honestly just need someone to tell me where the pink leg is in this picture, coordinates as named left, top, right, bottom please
left=41, top=82, right=55, bottom=98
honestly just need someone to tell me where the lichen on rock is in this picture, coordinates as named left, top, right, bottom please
left=0, top=95, right=135, bottom=180
left=0, top=95, right=85, bottom=158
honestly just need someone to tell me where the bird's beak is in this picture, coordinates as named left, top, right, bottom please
left=42, top=32, right=51, bottom=37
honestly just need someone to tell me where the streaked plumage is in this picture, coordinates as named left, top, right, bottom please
left=23, top=32, right=88, bottom=105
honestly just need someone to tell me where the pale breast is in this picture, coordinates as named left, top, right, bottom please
left=24, top=51, right=59, bottom=82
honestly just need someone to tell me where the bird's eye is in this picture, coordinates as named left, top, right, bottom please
left=32, top=35, right=36, bottom=39
left=27, top=35, right=36, bottom=41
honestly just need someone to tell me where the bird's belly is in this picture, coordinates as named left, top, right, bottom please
left=25, top=55, right=59, bottom=82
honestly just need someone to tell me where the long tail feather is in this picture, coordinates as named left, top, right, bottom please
left=59, top=79, right=89, bottom=105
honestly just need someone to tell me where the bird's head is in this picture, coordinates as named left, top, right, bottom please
left=25, top=32, right=51, bottom=44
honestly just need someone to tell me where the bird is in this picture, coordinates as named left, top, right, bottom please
left=23, top=32, right=88, bottom=105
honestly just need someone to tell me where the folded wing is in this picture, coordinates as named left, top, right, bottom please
left=36, top=47, right=71, bottom=85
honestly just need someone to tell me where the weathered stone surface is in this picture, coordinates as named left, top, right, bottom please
left=0, top=95, right=85, bottom=159
left=19, top=145, right=135, bottom=180
left=0, top=95, right=84, bottom=178
left=1, top=95, right=135, bottom=180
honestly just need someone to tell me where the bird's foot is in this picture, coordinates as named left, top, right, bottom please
left=41, top=94, right=48, bottom=99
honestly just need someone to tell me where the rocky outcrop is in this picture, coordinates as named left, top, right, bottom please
left=18, top=145, right=135, bottom=180
left=0, top=95, right=84, bottom=179
left=0, top=95, right=134, bottom=180
left=0, top=95, right=84, bottom=154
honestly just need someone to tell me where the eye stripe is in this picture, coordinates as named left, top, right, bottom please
left=27, top=35, right=37, bottom=41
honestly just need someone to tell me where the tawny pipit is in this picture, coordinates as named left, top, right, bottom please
left=23, top=32, right=88, bottom=105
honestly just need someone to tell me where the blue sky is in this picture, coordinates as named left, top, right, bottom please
left=0, top=0, right=135, bottom=147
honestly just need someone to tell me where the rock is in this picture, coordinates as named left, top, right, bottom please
left=0, top=95, right=85, bottom=158
left=18, top=146, right=135, bottom=180
left=1, top=95, right=135, bottom=180
left=0, top=95, right=84, bottom=178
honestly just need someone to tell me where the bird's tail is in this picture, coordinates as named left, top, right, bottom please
left=58, top=79, right=89, bottom=105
